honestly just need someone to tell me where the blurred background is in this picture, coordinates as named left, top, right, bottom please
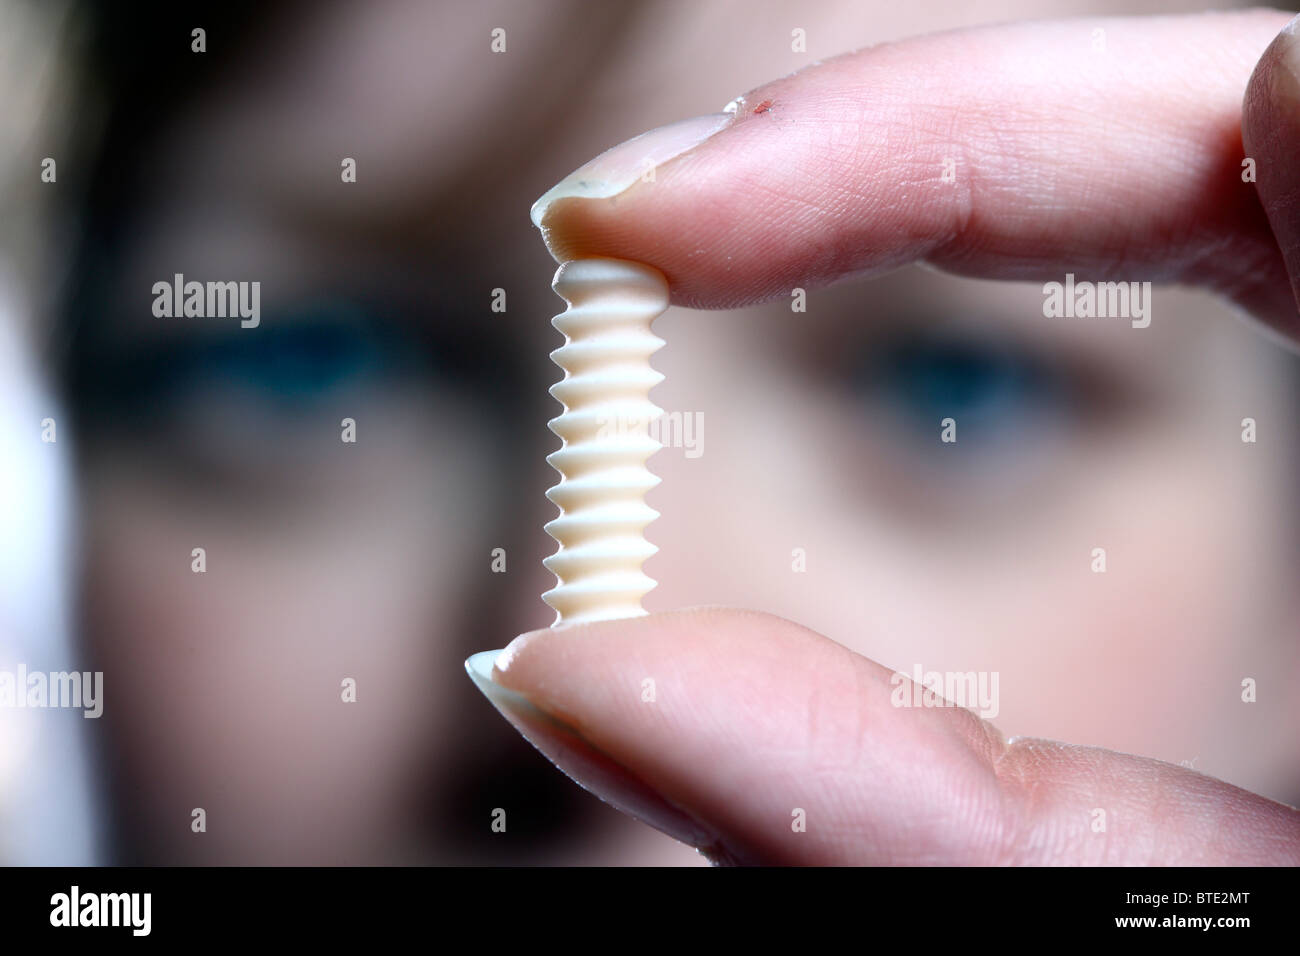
left=1, top=0, right=1297, bottom=865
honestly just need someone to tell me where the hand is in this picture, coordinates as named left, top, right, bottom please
left=468, top=9, right=1300, bottom=864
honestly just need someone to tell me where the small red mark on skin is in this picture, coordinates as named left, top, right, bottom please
left=752, top=99, right=773, bottom=114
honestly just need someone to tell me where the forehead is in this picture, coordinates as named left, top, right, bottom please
left=138, top=0, right=1192, bottom=211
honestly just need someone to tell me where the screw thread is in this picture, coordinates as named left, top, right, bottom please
left=541, top=258, right=669, bottom=626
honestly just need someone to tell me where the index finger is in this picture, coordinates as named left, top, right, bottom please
left=532, top=10, right=1298, bottom=330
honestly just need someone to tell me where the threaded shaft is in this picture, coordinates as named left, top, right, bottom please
left=542, top=258, right=669, bottom=626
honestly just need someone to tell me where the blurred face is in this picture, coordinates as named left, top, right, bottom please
left=70, top=0, right=1300, bottom=864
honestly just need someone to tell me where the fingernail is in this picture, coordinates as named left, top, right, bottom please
left=1281, top=14, right=1300, bottom=79
left=463, top=648, right=719, bottom=850
left=530, top=113, right=733, bottom=228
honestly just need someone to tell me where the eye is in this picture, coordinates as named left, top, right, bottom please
left=188, top=313, right=385, bottom=405
left=855, top=334, right=1072, bottom=449
left=69, top=297, right=469, bottom=487
left=102, top=301, right=414, bottom=417
left=75, top=296, right=476, bottom=433
left=66, top=289, right=527, bottom=497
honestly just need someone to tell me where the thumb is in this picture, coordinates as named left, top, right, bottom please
left=466, top=608, right=1300, bottom=865
left=1243, top=13, right=1300, bottom=320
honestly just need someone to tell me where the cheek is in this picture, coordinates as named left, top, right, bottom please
left=79, top=416, right=498, bottom=862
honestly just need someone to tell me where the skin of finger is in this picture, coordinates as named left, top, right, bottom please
left=494, top=608, right=1300, bottom=864
left=538, top=11, right=1297, bottom=327
left=1243, top=14, right=1300, bottom=312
